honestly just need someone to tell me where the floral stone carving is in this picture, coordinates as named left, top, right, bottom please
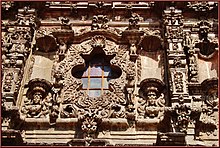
left=52, top=34, right=133, bottom=139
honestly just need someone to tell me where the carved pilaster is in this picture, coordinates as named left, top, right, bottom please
left=2, top=7, right=37, bottom=112
left=163, top=6, right=188, bottom=102
left=163, top=6, right=191, bottom=137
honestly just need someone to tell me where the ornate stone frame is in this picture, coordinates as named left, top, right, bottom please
left=52, top=32, right=135, bottom=119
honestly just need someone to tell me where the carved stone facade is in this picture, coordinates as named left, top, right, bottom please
left=1, top=1, right=218, bottom=146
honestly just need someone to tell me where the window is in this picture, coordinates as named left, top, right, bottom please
left=72, top=54, right=120, bottom=97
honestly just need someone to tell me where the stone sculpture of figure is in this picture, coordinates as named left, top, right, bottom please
left=22, top=86, right=50, bottom=118
left=59, top=40, right=67, bottom=54
left=174, top=72, right=183, bottom=92
left=144, top=87, right=161, bottom=118
left=145, top=87, right=158, bottom=107
left=22, top=91, right=44, bottom=118
left=199, top=25, right=209, bottom=41
left=206, top=89, right=218, bottom=108
left=184, top=32, right=192, bottom=47
left=188, top=48, right=198, bottom=81
left=130, top=43, right=137, bottom=55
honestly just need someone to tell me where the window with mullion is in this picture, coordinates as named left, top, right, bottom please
left=81, top=58, right=112, bottom=97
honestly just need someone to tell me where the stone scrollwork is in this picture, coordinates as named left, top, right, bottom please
left=53, top=34, right=130, bottom=122
left=138, top=78, right=165, bottom=119
left=128, top=13, right=140, bottom=30
left=91, top=15, right=109, bottom=30
left=51, top=33, right=134, bottom=141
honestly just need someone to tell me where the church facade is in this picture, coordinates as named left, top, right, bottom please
left=1, top=1, right=218, bottom=146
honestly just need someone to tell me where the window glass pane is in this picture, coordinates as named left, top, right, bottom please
left=89, top=90, right=101, bottom=97
left=90, top=78, right=102, bottom=88
left=90, top=65, right=102, bottom=76
left=104, top=66, right=112, bottom=76
left=82, top=78, right=88, bottom=89
left=103, top=78, right=109, bottom=89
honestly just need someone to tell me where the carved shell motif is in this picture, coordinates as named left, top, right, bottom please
left=90, top=35, right=106, bottom=48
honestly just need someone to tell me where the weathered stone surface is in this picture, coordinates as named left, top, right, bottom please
left=1, top=1, right=218, bottom=146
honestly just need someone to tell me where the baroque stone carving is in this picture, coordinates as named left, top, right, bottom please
left=183, top=32, right=193, bottom=47
left=128, top=13, right=140, bottom=30
left=58, top=39, right=67, bottom=55
left=21, top=79, right=52, bottom=118
left=195, top=21, right=218, bottom=58
left=15, top=6, right=38, bottom=27
left=90, top=35, right=106, bottom=48
left=138, top=78, right=165, bottom=119
left=53, top=34, right=130, bottom=122
left=3, top=71, right=14, bottom=92
left=173, top=71, right=184, bottom=92
left=187, top=2, right=218, bottom=12
left=201, top=78, right=218, bottom=108
left=188, top=48, right=198, bottom=82
left=2, top=1, right=14, bottom=11
left=79, top=109, right=102, bottom=146
left=173, top=95, right=191, bottom=133
left=91, top=15, right=109, bottom=30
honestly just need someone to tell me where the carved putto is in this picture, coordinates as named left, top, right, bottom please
left=21, top=79, right=52, bottom=118
left=58, top=39, right=67, bottom=54
left=79, top=109, right=102, bottom=146
left=138, top=78, right=165, bottom=119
